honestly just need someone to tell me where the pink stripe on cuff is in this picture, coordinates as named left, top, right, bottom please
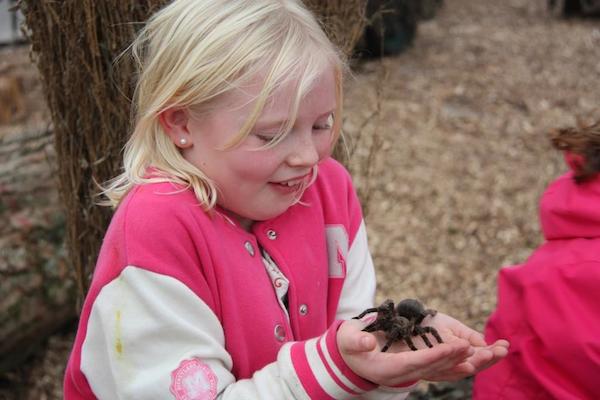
left=290, top=341, right=336, bottom=400
left=316, top=336, right=361, bottom=396
left=325, top=320, right=377, bottom=391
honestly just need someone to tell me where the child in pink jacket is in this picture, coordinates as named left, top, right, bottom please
left=474, top=121, right=600, bottom=399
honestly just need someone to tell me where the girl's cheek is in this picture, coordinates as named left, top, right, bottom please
left=317, top=135, right=334, bottom=159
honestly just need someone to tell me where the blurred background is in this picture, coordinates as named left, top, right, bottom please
left=1, top=0, right=599, bottom=398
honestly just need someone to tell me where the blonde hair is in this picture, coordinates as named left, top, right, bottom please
left=101, top=0, right=346, bottom=208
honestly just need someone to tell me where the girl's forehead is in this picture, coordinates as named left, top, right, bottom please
left=270, top=71, right=335, bottom=115
left=208, top=68, right=337, bottom=126
left=225, top=66, right=337, bottom=119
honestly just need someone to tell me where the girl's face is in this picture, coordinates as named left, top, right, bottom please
left=181, top=67, right=337, bottom=229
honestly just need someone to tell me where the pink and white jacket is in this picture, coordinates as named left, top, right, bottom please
left=473, top=165, right=600, bottom=399
left=64, top=158, right=415, bottom=399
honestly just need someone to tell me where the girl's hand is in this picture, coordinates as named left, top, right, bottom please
left=337, top=314, right=509, bottom=386
left=414, top=312, right=509, bottom=381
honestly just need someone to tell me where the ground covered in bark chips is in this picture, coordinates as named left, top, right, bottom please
left=2, top=0, right=600, bottom=398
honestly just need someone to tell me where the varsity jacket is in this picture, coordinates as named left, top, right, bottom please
left=64, top=158, right=416, bottom=399
left=473, top=165, right=600, bottom=399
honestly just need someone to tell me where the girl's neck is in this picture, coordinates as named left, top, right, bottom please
left=237, top=217, right=254, bottom=232
left=217, top=206, right=255, bottom=232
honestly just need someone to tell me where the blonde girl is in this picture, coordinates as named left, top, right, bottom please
left=64, top=1, right=508, bottom=399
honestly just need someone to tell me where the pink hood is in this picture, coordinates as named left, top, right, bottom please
left=540, top=171, right=600, bottom=240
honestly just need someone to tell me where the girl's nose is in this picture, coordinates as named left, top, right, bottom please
left=286, top=131, right=320, bottom=167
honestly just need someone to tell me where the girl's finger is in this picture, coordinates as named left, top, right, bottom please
left=471, top=343, right=510, bottom=373
left=465, top=331, right=487, bottom=347
left=389, top=339, right=470, bottom=374
left=465, top=347, right=495, bottom=370
left=493, top=339, right=510, bottom=350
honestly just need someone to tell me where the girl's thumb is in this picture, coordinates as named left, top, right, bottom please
left=338, top=320, right=377, bottom=354
left=347, top=333, right=376, bottom=353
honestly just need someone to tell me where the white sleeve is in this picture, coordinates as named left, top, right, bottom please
left=81, top=266, right=379, bottom=399
left=336, top=220, right=377, bottom=320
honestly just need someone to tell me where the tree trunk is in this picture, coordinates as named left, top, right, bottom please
left=19, top=1, right=171, bottom=301
left=0, top=124, right=74, bottom=372
left=0, top=0, right=172, bottom=373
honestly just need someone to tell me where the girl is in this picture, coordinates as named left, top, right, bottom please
left=64, top=1, right=508, bottom=399
left=473, top=121, right=600, bottom=399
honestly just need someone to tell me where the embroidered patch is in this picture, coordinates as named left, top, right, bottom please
left=170, top=358, right=218, bottom=400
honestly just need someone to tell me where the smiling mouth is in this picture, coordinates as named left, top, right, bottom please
left=270, top=173, right=311, bottom=191
left=277, top=178, right=304, bottom=187
left=275, top=173, right=310, bottom=186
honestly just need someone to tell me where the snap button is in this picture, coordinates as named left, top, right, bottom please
left=299, top=304, right=308, bottom=315
left=244, top=241, right=255, bottom=256
left=266, top=229, right=277, bottom=240
left=274, top=324, right=286, bottom=342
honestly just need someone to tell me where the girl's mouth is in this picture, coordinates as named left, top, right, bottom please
left=269, top=174, right=310, bottom=194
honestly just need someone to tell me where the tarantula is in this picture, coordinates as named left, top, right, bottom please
left=353, top=298, right=443, bottom=352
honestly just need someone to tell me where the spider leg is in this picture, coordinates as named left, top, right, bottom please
left=353, top=307, right=381, bottom=320
left=380, top=328, right=403, bottom=352
left=420, top=333, right=434, bottom=348
left=355, top=299, right=395, bottom=320
left=420, top=326, right=443, bottom=344
left=412, top=326, right=434, bottom=348
left=425, top=309, right=437, bottom=318
left=404, top=336, right=418, bottom=351
left=362, top=321, right=383, bottom=332
left=381, top=338, right=396, bottom=352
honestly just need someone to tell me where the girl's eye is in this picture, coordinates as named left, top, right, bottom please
left=314, top=113, right=334, bottom=131
left=254, top=133, right=277, bottom=143
left=314, top=123, right=331, bottom=130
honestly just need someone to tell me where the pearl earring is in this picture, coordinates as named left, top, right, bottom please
left=179, top=138, right=188, bottom=146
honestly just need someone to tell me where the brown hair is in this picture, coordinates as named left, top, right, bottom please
left=551, top=120, right=600, bottom=183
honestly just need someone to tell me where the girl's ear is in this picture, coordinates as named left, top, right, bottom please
left=159, top=107, right=192, bottom=148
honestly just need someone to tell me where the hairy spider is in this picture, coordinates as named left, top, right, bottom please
left=353, top=298, right=443, bottom=352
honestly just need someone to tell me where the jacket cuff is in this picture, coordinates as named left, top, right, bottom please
left=288, top=320, right=377, bottom=399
